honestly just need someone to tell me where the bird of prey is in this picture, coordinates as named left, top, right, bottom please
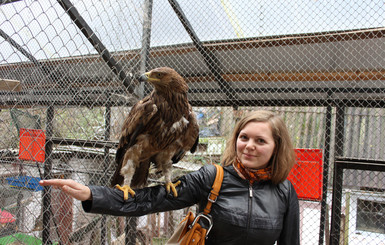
left=111, top=67, right=199, bottom=200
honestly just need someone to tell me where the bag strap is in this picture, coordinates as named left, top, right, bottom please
left=203, top=164, right=224, bottom=215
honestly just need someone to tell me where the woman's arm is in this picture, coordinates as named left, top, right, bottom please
left=39, top=164, right=217, bottom=217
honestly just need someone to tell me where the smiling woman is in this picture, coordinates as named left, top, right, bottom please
left=221, top=110, right=296, bottom=185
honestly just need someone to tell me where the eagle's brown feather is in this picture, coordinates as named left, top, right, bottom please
left=111, top=67, right=199, bottom=199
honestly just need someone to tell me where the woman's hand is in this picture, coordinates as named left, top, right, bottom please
left=39, top=179, right=92, bottom=201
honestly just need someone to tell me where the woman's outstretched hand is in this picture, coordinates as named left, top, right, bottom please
left=39, top=179, right=92, bottom=201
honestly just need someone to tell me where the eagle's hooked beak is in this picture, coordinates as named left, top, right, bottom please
left=139, top=72, right=160, bottom=83
left=138, top=73, right=149, bottom=82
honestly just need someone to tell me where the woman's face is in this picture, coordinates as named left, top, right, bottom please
left=236, top=121, right=275, bottom=169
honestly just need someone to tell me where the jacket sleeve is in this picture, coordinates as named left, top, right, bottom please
left=82, top=164, right=217, bottom=217
left=277, top=180, right=300, bottom=245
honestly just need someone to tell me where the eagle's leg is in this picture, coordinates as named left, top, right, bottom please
left=115, top=184, right=135, bottom=200
left=162, top=161, right=180, bottom=197
left=165, top=180, right=181, bottom=197
left=115, top=160, right=136, bottom=200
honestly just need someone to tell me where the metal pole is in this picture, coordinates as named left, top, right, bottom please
left=168, top=0, right=236, bottom=101
left=330, top=161, right=344, bottom=245
left=0, top=0, right=23, bottom=5
left=0, top=29, right=54, bottom=79
left=0, top=29, right=40, bottom=66
left=101, top=103, right=111, bottom=244
left=135, top=0, right=153, bottom=99
left=42, top=105, right=55, bottom=244
left=319, top=105, right=332, bottom=245
left=57, top=0, right=136, bottom=95
left=327, top=105, right=345, bottom=245
left=335, top=106, right=345, bottom=156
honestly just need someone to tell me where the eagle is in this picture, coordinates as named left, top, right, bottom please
left=111, top=67, right=199, bottom=200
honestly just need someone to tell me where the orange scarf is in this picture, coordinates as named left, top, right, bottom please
left=233, top=158, right=272, bottom=184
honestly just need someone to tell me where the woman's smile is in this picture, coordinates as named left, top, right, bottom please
left=242, top=153, right=256, bottom=159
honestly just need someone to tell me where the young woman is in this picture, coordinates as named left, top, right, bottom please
left=40, top=110, right=299, bottom=245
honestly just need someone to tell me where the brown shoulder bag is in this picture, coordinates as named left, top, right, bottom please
left=166, top=164, right=224, bottom=245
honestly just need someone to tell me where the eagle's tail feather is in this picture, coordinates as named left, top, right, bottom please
left=110, top=145, right=126, bottom=187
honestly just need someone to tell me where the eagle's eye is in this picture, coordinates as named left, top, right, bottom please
left=156, top=73, right=162, bottom=78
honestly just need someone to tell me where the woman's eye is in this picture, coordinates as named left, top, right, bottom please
left=239, top=135, right=248, bottom=140
left=257, top=138, right=266, bottom=144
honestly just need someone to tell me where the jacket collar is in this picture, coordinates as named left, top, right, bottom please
left=224, top=164, right=245, bottom=181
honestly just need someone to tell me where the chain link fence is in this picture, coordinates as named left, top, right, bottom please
left=1, top=0, right=385, bottom=244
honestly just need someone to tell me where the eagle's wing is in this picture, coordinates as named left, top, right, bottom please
left=172, top=107, right=199, bottom=163
left=119, top=96, right=158, bottom=147
left=111, top=95, right=158, bottom=186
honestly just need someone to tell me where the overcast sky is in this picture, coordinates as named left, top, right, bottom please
left=1, top=0, right=384, bottom=63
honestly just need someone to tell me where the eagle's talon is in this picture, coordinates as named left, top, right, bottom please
left=166, top=180, right=181, bottom=197
left=115, top=184, right=136, bottom=200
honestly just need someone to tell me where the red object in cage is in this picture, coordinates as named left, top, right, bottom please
left=18, top=128, right=46, bottom=162
left=287, top=149, right=323, bottom=201
left=0, top=209, right=15, bottom=224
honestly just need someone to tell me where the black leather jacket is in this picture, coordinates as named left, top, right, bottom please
left=82, top=164, right=299, bottom=245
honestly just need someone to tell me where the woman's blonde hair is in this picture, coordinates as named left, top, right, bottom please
left=221, top=110, right=296, bottom=184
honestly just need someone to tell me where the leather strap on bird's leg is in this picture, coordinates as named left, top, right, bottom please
left=203, top=164, right=224, bottom=215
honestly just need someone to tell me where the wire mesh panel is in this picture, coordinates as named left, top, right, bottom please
left=1, top=0, right=385, bottom=244
left=331, top=159, right=385, bottom=245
